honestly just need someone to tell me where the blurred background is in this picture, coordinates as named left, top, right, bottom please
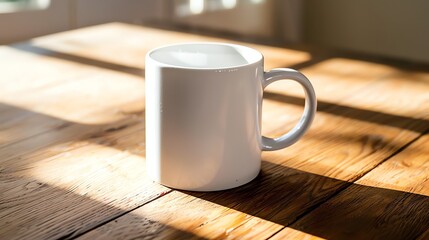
left=0, top=0, right=428, bottom=63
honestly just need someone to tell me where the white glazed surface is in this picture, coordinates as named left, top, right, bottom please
left=146, top=43, right=316, bottom=191
left=149, top=43, right=261, bottom=69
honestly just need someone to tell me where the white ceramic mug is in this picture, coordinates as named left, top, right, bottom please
left=146, top=42, right=316, bottom=191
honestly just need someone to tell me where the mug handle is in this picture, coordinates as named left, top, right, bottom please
left=262, top=68, right=317, bottom=151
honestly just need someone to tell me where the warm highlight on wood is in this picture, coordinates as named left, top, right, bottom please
left=0, top=23, right=428, bottom=240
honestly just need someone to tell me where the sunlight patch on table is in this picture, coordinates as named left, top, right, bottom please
left=0, top=69, right=145, bottom=124
left=28, top=142, right=151, bottom=206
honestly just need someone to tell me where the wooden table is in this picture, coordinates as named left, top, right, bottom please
left=1, top=23, right=428, bottom=240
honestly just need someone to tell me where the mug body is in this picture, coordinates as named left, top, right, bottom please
left=146, top=43, right=264, bottom=191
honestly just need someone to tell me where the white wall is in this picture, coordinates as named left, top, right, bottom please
left=1, top=0, right=427, bottom=63
left=0, top=0, right=302, bottom=45
left=167, top=0, right=276, bottom=39
left=0, top=0, right=164, bottom=44
left=165, top=0, right=303, bottom=43
left=304, top=0, right=429, bottom=63
left=0, top=0, right=71, bottom=44
left=74, top=0, right=163, bottom=28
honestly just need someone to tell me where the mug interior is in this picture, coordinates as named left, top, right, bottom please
left=148, top=43, right=262, bottom=69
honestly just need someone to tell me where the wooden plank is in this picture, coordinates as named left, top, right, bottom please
left=331, top=69, right=429, bottom=121
left=265, top=59, right=429, bottom=133
left=6, top=24, right=397, bottom=150
left=271, top=134, right=429, bottom=239
left=72, top=25, right=429, bottom=237
left=0, top=120, right=173, bottom=239
left=0, top=46, right=92, bottom=96
left=0, top=44, right=145, bottom=148
left=265, top=57, right=402, bottom=102
left=26, top=23, right=311, bottom=71
left=0, top=22, right=311, bottom=83
left=0, top=28, right=158, bottom=239
left=0, top=75, right=144, bottom=156
left=1, top=23, right=428, bottom=239
left=0, top=23, right=309, bottom=148
left=0, top=24, right=312, bottom=239
left=79, top=54, right=429, bottom=239
left=79, top=72, right=428, bottom=239
left=79, top=191, right=282, bottom=240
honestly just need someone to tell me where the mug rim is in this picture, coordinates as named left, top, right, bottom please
left=146, top=42, right=263, bottom=70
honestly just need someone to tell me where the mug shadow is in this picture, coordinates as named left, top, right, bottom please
left=0, top=103, right=207, bottom=239
left=181, top=160, right=429, bottom=239
left=1, top=96, right=429, bottom=239
left=3, top=39, right=429, bottom=239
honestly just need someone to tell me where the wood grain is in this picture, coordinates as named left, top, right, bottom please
left=0, top=118, right=174, bottom=239
left=1, top=23, right=428, bottom=239
left=265, top=57, right=402, bottom=103
left=79, top=62, right=428, bottom=239
left=418, top=228, right=429, bottom=240
left=68, top=24, right=429, bottom=239
left=0, top=48, right=145, bottom=150
left=272, top=134, right=429, bottom=239
left=79, top=190, right=283, bottom=240
left=27, top=22, right=311, bottom=71
left=332, top=69, right=429, bottom=121
left=0, top=23, right=310, bottom=240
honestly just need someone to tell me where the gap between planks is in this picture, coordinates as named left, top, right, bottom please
left=55, top=58, right=428, bottom=240
left=60, top=190, right=174, bottom=240
left=65, top=126, right=428, bottom=240
left=266, top=128, right=429, bottom=240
